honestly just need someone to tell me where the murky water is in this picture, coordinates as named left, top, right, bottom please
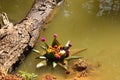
left=1, top=0, right=120, bottom=80
left=0, top=0, right=34, bottom=24
left=17, top=0, right=120, bottom=80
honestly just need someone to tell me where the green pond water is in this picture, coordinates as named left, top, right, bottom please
left=1, top=0, right=120, bottom=80
left=0, top=0, right=34, bottom=24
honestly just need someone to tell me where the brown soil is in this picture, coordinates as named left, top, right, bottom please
left=0, top=71, right=22, bottom=80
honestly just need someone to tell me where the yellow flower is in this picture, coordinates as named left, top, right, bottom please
left=47, top=46, right=54, bottom=53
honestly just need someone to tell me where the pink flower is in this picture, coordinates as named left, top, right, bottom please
left=57, top=56, right=61, bottom=60
left=41, top=37, right=46, bottom=42
left=56, top=55, right=61, bottom=60
left=53, top=34, right=58, bottom=38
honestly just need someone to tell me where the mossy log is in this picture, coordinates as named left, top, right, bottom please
left=0, top=0, right=63, bottom=72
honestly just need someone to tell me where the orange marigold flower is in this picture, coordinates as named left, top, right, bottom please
left=47, top=46, right=54, bottom=53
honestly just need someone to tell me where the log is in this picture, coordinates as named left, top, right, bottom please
left=0, top=0, right=63, bottom=73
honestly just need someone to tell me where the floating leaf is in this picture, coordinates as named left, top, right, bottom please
left=32, top=49, right=40, bottom=53
left=36, top=61, right=46, bottom=68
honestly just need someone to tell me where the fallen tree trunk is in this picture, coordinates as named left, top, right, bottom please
left=0, top=0, right=63, bottom=73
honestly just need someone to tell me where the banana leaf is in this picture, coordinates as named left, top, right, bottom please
left=52, top=62, right=57, bottom=68
left=35, top=56, right=46, bottom=60
left=65, top=40, right=70, bottom=47
left=36, top=61, right=46, bottom=68
left=52, top=38, right=60, bottom=47
left=32, top=49, right=40, bottom=53
left=40, top=46, right=47, bottom=51
left=44, top=42, right=49, bottom=48
left=65, top=56, right=83, bottom=61
left=58, top=63, right=68, bottom=70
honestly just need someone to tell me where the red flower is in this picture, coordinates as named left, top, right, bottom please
left=68, top=43, right=72, bottom=47
left=65, top=70, right=70, bottom=74
left=65, top=50, right=70, bottom=57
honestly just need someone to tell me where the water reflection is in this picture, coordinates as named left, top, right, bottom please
left=82, top=0, right=94, bottom=14
left=64, top=10, right=71, bottom=17
left=82, top=0, right=120, bottom=16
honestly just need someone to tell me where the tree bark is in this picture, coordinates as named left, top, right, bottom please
left=0, top=0, right=63, bottom=73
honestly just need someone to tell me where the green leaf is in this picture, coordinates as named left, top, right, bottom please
left=32, top=49, right=40, bottom=53
left=19, top=71, right=26, bottom=78
left=52, top=38, right=60, bottom=47
left=19, top=71, right=37, bottom=80
left=45, top=52, right=56, bottom=60
left=65, top=56, right=83, bottom=61
left=53, top=62, right=57, bottom=68
left=36, top=61, right=46, bottom=68
left=31, top=73, right=38, bottom=77
left=44, top=42, right=49, bottom=48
